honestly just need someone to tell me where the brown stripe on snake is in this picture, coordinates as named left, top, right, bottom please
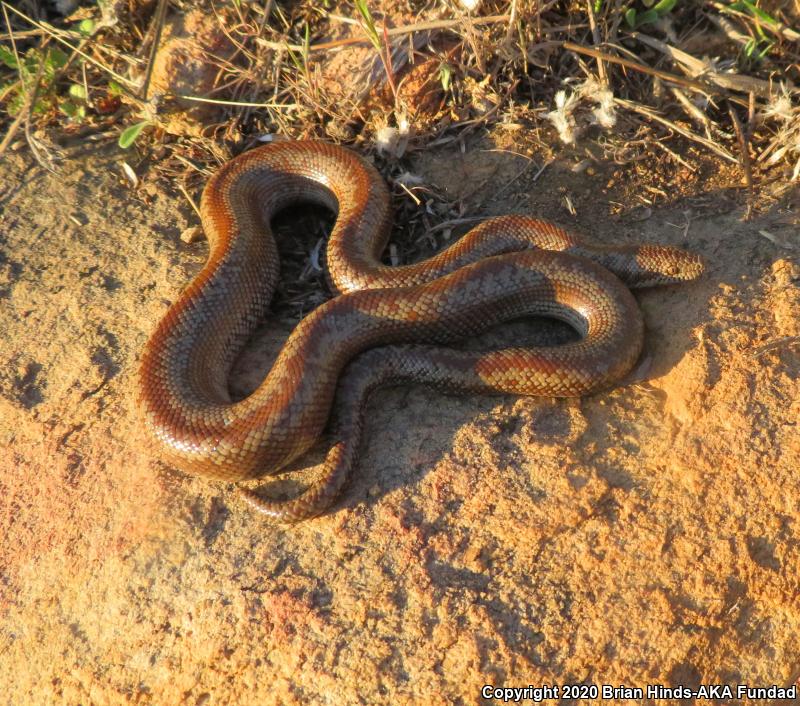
left=136, top=140, right=704, bottom=521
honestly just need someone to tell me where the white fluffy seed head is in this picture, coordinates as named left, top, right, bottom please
left=763, top=85, right=795, bottom=123
left=592, top=92, right=617, bottom=129
left=581, top=77, right=617, bottom=129
left=547, top=90, right=579, bottom=144
left=374, top=117, right=411, bottom=158
left=548, top=79, right=619, bottom=143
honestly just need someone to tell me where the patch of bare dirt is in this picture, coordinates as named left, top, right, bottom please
left=0, top=131, right=798, bottom=704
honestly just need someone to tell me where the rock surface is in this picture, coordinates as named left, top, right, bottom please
left=0, top=141, right=798, bottom=704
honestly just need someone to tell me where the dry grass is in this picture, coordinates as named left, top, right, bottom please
left=1, top=1, right=798, bottom=207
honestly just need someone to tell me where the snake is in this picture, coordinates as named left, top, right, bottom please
left=136, top=140, right=703, bottom=522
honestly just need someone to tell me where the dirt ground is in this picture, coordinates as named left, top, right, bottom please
left=0, top=129, right=798, bottom=705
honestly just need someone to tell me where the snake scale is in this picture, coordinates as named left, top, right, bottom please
left=136, top=140, right=703, bottom=521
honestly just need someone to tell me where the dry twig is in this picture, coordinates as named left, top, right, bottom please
left=615, top=97, right=738, bottom=164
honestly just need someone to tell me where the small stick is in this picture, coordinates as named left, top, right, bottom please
left=728, top=101, right=753, bottom=215
left=23, top=68, right=52, bottom=171
left=505, top=0, right=518, bottom=46
left=1, top=2, right=22, bottom=84
left=652, top=138, right=697, bottom=172
left=630, top=31, right=785, bottom=98
left=0, top=13, right=43, bottom=159
left=173, top=153, right=214, bottom=176
left=396, top=181, right=421, bottom=206
left=0, top=102, right=26, bottom=157
left=585, top=0, right=607, bottom=85
left=669, top=86, right=713, bottom=137
left=178, top=184, right=202, bottom=219
left=564, top=40, right=716, bottom=96
left=0, top=28, right=45, bottom=39
left=140, top=0, right=169, bottom=101
left=257, top=0, right=275, bottom=37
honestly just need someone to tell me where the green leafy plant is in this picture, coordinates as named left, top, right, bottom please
left=0, top=45, right=68, bottom=115
left=354, top=0, right=397, bottom=99
left=725, top=1, right=777, bottom=63
left=286, top=22, right=311, bottom=74
left=742, top=34, right=774, bottom=61
left=76, top=18, right=95, bottom=36
left=118, top=120, right=151, bottom=149
left=439, top=63, right=453, bottom=92
left=624, top=0, right=678, bottom=29
left=61, top=83, right=87, bottom=120
left=0, top=43, right=96, bottom=122
left=354, top=0, right=381, bottom=50
left=284, top=21, right=321, bottom=109
left=0, top=45, right=16, bottom=70
left=727, top=0, right=778, bottom=26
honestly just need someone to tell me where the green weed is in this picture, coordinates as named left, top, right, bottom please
left=624, top=0, right=678, bottom=29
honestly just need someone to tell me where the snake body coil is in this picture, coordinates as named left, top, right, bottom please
left=136, top=140, right=703, bottom=521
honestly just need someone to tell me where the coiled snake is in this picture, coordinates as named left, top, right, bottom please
left=136, top=140, right=703, bottom=521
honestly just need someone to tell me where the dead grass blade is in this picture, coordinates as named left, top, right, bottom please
left=615, top=98, right=738, bottom=164
left=728, top=101, right=753, bottom=194
left=257, top=13, right=511, bottom=53
left=631, top=32, right=791, bottom=99
left=708, top=0, right=800, bottom=42
left=563, top=41, right=717, bottom=97
left=140, top=0, right=168, bottom=101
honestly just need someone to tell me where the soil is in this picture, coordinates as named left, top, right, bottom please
left=0, top=129, right=798, bottom=705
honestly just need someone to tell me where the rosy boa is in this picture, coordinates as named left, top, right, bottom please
left=136, top=140, right=703, bottom=521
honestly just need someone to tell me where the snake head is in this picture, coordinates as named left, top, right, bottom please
left=628, top=244, right=705, bottom=288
